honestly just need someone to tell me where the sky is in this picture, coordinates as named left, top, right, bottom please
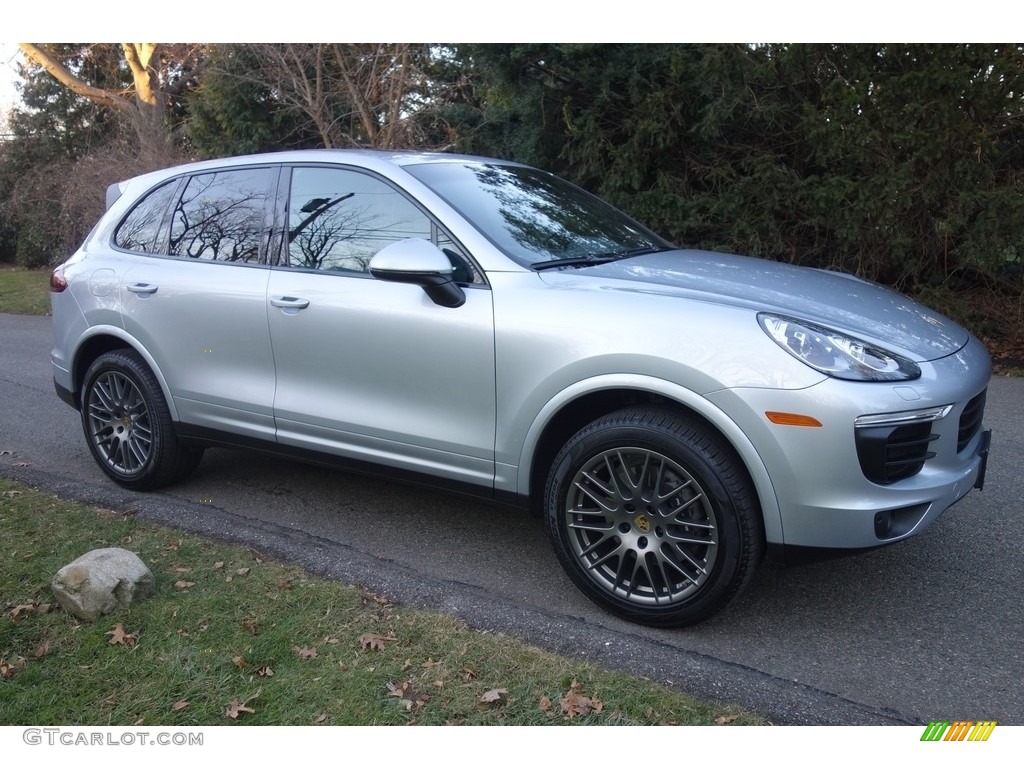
left=0, top=44, right=23, bottom=130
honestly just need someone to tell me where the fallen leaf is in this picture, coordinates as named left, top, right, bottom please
left=236, top=567, right=250, bottom=576
left=1, top=657, right=27, bottom=679
left=276, top=579, right=293, bottom=590
left=171, top=700, right=190, bottom=712
left=224, top=575, right=233, bottom=583
left=213, top=561, right=224, bottom=570
left=231, top=655, right=251, bottom=670
left=106, top=623, right=138, bottom=647
left=313, top=712, right=329, bottom=724
left=293, top=646, right=318, bottom=660
left=480, top=688, right=507, bottom=704
left=241, top=618, right=259, bottom=635
left=173, top=581, right=196, bottom=590
left=173, top=567, right=193, bottom=574
left=2, top=489, right=22, bottom=497
left=225, top=695, right=258, bottom=720
left=539, top=695, right=552, bottom=713
left=559, top=681, right=603, bottom=719
left=33, top=639, right=49, bottom=659
left=462, top=668, right=478, bottom=681
left=9, top=603, right=37, bottom=623
left=255, top=664, right=274, bottom=677
left=358, top=633, right=395, bottom=652
left=324, top=636, right=340, bottom=645
left=35, top=603, right=52, bottom=616
left=715, top=714, right=740, bottom=725
left=386, top=680, right=429, bottom=710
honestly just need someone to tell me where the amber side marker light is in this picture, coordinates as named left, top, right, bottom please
left=50, top=269, right=67, bottom=292
left=765, top=411, right=823, bottom=427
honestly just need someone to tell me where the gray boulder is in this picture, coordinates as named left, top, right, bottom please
left=51, top=548, right=155, bottom=622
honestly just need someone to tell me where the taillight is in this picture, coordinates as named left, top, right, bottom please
left=50, top=268, right=68, bottom=292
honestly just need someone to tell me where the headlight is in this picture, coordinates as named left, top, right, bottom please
left=758, top=314, right=921, bottom=381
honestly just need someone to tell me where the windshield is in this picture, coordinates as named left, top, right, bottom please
left=404, top=162, right=670, bottom=268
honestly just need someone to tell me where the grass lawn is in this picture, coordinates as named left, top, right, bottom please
left=0, top=267, right=51, bottom=316
left=0, top=477, right=760, bottom=726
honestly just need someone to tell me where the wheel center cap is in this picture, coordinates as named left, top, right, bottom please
left=634, top=515, right=651, bottom=533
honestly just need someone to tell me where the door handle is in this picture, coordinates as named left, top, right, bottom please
left=126, top=283, right=158, bottom=295
left=270, top=296, right=310, bottom=310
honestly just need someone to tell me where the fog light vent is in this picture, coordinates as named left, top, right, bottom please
left=957, top=390, right=987, bottom=453
left=856, top=422, right=937, bottom=484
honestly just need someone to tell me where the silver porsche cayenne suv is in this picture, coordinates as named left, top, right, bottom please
left=50, top=150, right=992, bottom=627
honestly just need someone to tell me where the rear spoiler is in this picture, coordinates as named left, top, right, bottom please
left=105, top=181, right=126, bottom=211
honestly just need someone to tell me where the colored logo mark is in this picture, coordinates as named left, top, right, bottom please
left=920, top=721, right=997, bottom=742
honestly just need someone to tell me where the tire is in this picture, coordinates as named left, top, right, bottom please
left=80, top=350, right=203, bottom=490
left=544, top=407, right=764, bottom=627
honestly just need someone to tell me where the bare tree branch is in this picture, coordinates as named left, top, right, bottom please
left=18, top=43, right=133, bottom=114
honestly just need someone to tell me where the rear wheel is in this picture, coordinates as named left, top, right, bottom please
left=81, top=350, right=203, bottom=490
left=545, top=407, right=763, bottom=627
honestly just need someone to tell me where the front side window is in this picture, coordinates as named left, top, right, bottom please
left=114, top=180, right=177, bottom=254
left=168, top=168, right=275, bottom=262
left=286, top=167, right=431, bottom=273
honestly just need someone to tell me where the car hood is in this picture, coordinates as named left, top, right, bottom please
left=552, top=249, right=969, bottom=362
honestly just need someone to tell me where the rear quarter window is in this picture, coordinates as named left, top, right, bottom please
left=113, top=180, right=178, bottom=254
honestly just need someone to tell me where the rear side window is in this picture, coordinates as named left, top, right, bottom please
left=168, top=168, right=275, bottom=262
left=113, top=181, right=177, bottom=253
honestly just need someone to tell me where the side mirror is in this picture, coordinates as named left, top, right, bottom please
left=369, top=238, right=466, bottom=308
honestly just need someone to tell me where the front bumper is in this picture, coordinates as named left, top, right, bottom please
left=706, top=335, right=991, bottom=552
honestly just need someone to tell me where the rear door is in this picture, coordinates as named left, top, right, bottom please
left=118, top=166, right=279, bottom=440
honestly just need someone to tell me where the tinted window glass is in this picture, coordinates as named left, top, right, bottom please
left=168, top=168, right=274, bottom=262
left=114, top=180, right=177, bottom=253
left=405, top=163, right=668, bottom=267
left=286, top=167, right=431, bottom=273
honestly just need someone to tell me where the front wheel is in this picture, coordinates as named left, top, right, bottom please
left=545, top=407, right=763, bottom=627
left=81, top=350, right=203, bottom=490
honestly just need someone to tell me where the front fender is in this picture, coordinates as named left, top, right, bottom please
left=514, top=374, right=784, bottom=546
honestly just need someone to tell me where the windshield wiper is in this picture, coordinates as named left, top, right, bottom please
left=531, top=247, right=665, bottom=271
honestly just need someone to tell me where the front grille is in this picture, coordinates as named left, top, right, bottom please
left=957, top=389, right=987, bottom=452
left=856, top=422, right=938, bottom=485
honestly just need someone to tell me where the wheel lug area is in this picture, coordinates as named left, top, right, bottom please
left=618, top=522, right=631, bottom=534
left=637, top=536, right=648, bottom=549
left=655, top=526, right=664, bottom=538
